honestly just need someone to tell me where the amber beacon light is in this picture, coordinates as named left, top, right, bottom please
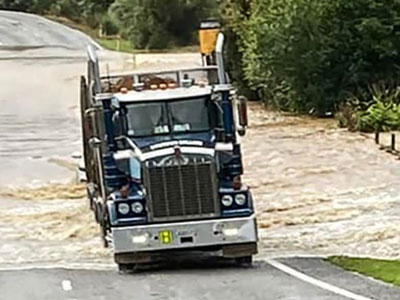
left=199, top=19, right=221, bottom=67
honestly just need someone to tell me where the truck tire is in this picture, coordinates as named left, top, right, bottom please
left=235, top=256, right=253, bottom=267
left=118, top=263, right=138, bottom=274
left=94, top=202, right=100, bottom=223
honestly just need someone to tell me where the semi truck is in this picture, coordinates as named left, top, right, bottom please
left=80, top=22, right=258, bottom=271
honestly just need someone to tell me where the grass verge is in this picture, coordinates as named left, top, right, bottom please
left=97, top=37, right=133, bottom=53
left=44, top=15, right=199, bottom=54
left=328, top=256, right=400, bottom=287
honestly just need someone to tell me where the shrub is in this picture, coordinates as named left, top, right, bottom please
left=338, top=84, right=400, bottom=132
left=223, top=0, right=400, bottom=115
left=355, top=85, right=400, bottom=132
left=0, top=0, right=35, bottom=11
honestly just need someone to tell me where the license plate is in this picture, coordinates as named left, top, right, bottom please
left=159, top=230, right=173, bottom=244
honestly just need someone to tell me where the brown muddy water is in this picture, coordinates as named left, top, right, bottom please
left=244, top=104, right=400, bottom=259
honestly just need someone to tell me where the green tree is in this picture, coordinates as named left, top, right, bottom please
left=223, top=0, right=400, bottom=115
left=80, top=0, right=116, bottom=30
left=31, top=0, right=53, bottom=14
left=0, top=0, right=35, bottom=11
left=110, top=0, right=218, bottom=49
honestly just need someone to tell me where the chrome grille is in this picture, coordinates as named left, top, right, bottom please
left=144, top=156, right=219, bottom=222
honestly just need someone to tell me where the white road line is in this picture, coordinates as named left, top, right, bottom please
left=0, top=263, right=115, bottom=272
left=61, top=280, right=73, bottom=292
left=266, top=259, right=374, bottom=300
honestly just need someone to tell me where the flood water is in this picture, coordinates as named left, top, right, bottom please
left=0, top=57, right=84, bottom=187
left=243, top=106, right=400, bottom=259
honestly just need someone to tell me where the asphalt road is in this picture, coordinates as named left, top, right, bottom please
left=0, top=11, right=399, bottom=300
left=0, top=10, right=103, bottom=187
left=1, top=258, right=399, bottom=300
left=0, top=10, right=99, bottom=50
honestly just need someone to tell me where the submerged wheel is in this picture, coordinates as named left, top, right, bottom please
left=235, top=256, right=253, bottom=266
left=118, top=263, right=138, bottom=274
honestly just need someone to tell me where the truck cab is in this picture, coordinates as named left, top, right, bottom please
left=80, top=31, right=258, bottom=271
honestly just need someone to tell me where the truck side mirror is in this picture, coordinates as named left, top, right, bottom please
left=113, top=111, right=124, bottom=137
left=237, top=96, right=248, bottom=136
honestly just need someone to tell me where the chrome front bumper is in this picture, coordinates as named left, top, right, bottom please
left=112, top=215, right=258, bottom=254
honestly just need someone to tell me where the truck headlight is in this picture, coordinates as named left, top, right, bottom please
left=235, top=194, right=246, bottom=206
left=221, top=195, right=233, bottom=207
left=117, top=203, right=130, bottom=215
left=131, top=202, right=144, bottom=214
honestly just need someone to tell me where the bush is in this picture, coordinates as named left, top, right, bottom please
left=223, top=0, right=400, bottom=115
left=0, top=0, right=35, bottom=11
left=338, top=84, right=400, bottom=132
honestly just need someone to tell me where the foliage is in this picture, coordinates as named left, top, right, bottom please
left=223, top=0, right=400, bottom=115
left=221, top=0, right=254, bottom=98
left=356, top=85, right=400, bottom=132
left=357, top=100, right=400, bottom=132
left=0, top=0, right=35, bottom=11
left=328, top=257, right=400, bottom=288
left=337, top=83, right=400, bottom=132
left=110, top=0, right=218, bottom=49
left=97, top=37, right=134, bottom=53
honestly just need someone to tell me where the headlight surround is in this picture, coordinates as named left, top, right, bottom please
left=131, top=202, right=144, bottom=214
left=235, top=194, right=247, bottom=206
left=117, top=203, right=130, bottom=215
left=221, top=195, right=234, bottom=207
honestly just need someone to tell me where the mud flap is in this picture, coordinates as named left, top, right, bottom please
left=222, top=243, right=258, bottom=258
left=115, top=252, right=153, bottom=264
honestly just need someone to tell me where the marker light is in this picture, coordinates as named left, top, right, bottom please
left=168, top=83, right=177, bottom=89
left=120, top=87, right=128, bottom=94
left=233, top=176, right=242, bottom=190
left=159, top=83, right=167, bottom=90
left=120, top=186, right=129, bottom=199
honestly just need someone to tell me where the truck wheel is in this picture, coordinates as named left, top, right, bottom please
left=94, top=203, right=100, bottom=223
left=235, top=256, right=253, bottom=267
left=87, top=187, right=94, bottom=211
left=118, top=263, right=138, bottom=274
left=100, top=224, right=108, bottom=248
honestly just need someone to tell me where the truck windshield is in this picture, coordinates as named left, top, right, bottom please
left=125, top=97, right=213, bottom=137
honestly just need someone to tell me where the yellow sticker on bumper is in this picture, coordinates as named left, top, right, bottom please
left=159, top=230, right=173, bottom=244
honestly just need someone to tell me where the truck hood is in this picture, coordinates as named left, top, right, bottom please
left=131, top=131, right=215, bottom=153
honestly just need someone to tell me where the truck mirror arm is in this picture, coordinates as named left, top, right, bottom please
left=89, top=137, right=102, bottom=148
left=85, top=107, right=98, bottom=117
left=114, top=136, right=143, bottom=158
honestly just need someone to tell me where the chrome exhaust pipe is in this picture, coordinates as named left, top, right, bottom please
left=87, top=45, right=101, bottom=94
left=216, top=32, right=227, bottom=84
